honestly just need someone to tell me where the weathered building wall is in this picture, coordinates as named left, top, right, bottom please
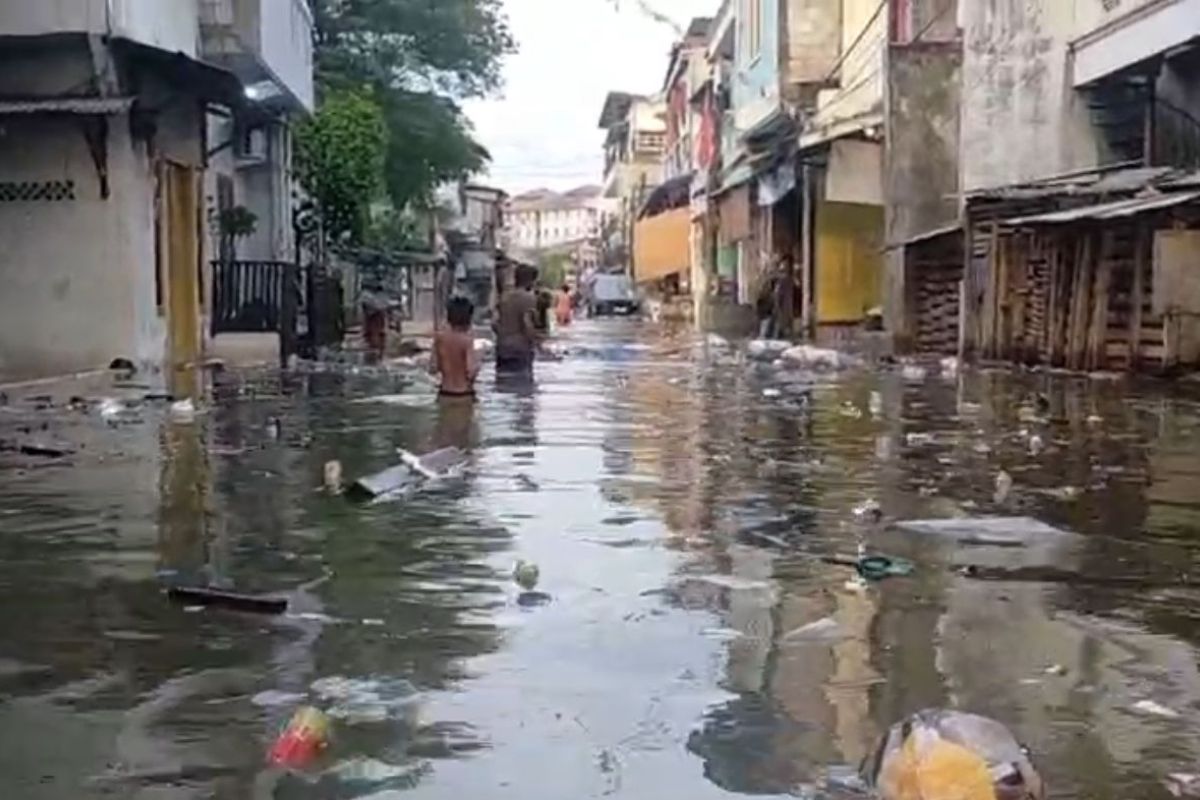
left=883, top=44, right=962, bottom=346
left=732, top=0, right=782, bottom=133
left=782, top=0, right=841, bottom=94
left=816, top=201, right=884, bottom=323
left=960, top=0, right=1102, bottom=191
left=0, top=115, right=161, bottom=379
left=885, top=48, right=961, bottom=244
left=803, top=0, right=886, bottom=146
left=0, top=0, right=198, bottom=55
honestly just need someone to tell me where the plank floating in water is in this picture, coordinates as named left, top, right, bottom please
left=167, top=586, right=288, bottom=614
left=348, top=447, right=467, bottom=499
left=894, top=517, right=1075, bottom=546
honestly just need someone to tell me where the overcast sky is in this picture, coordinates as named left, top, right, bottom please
left=464, top=0, right=705, bottom=195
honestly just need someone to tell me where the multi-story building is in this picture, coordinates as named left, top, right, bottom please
left=0, top=0, right=312, bottom=383
left=507, top=186, right=607, bottom=253
left=599, top=92, right=667, bottom=272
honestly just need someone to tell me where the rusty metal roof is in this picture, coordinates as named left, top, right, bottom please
left=1002, top=191, right=1200, bottom=226
left=0, top=97, right=135, bottom=116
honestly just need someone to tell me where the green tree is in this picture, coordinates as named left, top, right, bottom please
left=538, top=252, right=572, bottom=289
left=310, top=0, right=515, bottom=210
left=294, top=89, right=388, bottom=243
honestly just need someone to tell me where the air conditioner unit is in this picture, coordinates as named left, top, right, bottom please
left=236, top=127, right=268, bottom=164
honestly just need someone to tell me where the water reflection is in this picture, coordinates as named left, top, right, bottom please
left=1, top=325, right=1200, bottom=798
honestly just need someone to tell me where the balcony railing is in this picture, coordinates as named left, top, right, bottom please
left=201, top=0, right=314, bottom=113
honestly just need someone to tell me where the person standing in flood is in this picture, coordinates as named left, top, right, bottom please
left=555, top=284, right=574, bottom=328
left=494, top=264, right=539, bottom=374
left=430, top=296, right=480, bottom=398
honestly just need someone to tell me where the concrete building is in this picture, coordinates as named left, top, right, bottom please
left=0, top=0, right=313, bottom=383
left=0, top=1, right=240, bottom=382
left=436, top=181, right=508, bottom=320
left=599, top=91, right=667, bottom=272
left=893, top=0, right=1200, bottom=371
left=201, top=0, right=314, bottom=265
left=507, top=185, right=607, bottom=254
left=626, top=18, right=712, bottom=317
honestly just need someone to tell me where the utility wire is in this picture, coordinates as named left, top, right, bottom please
left=821, top=0, right=887, bottom=84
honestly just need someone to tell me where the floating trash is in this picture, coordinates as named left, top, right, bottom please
left=869, top=709, right=1045, bottom=800
left=169, top=399, right=196, bottom=423
left=1131, top=699, right=1180, bottom=719
left=513, top=560, right=540, bottom=591
left=782, top=617, right=846, bottom=644
left=895, top=517, right=1076, bottom=547
left=268, top=706, right=331, bottom=768
left=994, top=470, right=1014, bottom=504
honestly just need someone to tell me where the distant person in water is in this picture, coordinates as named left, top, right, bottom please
left=430, top=296, right=480, bottom=398
left=534, top=287, right=552, bottom=335
left=555, top=284, right=574, bottom=328
left=494, top=265, right=539, bottom=373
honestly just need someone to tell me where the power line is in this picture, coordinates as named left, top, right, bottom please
left=821, top=0, right=887, bottom=85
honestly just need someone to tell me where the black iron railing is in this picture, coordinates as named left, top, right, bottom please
left=210, top=260, right=293, bottom=335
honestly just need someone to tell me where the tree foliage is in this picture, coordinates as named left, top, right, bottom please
left=294, top=89, right=388, bottom=243
left=313, top=0, right=514, bottom=98
left=307, top=0, right=515, bottom=223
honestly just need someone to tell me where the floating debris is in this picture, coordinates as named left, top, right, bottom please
left=1165, top=773, right=1200, bottom=798
left=940, top=356, right=960, bottom=378
left=895, top=517, right=1076, bottom=547
left=169, top=399, right=196, bottom=423
left=870, top=709, right=1045, bottom=800
left=1029, top=434, right=1046, bottom=456
left=268, top=706, right=331, bottom=768
left=782, top=617, right=846, bottom=644
left=762, top=387, right=782, bottom=399
left=994, top=470, right=1014, bottom=504
left=513, top=560, right=540, bottom=591
left=853, top=498, right=883, bottom=522
left=869, top=391, right=884, bottom=418
left=746, top=339, right=791, bottom=361
left=901, top=364, right=928, bottom=382
left=781, top=344, right=861, bottom=370
left=1131, top=699, right=1180, bottom=719
left=166, top=586, right=288, bottom=615
left=323, top=461, right=343, bottom=494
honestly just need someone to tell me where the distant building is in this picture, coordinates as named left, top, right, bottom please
left=507, top=186, right=607, bottom=252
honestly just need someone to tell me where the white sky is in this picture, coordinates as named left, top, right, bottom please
left=464, top=0, right=707, bottom=195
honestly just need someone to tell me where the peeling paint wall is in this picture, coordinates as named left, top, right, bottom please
left=960, top=0, right=1102, bottom=192
left=886, top=47, right=961, bottom=243
left=803, top=0, right=886, bottom=146
left=884, top=42, right=962, bottom=344
left=783, top=0, right=841, bottom=94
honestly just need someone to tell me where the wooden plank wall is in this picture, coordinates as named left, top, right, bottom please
left=967, top=219, right=1164, bottom=371
left=908, top=234, right=964, bottom=354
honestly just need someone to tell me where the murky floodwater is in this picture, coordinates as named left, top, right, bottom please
left=4, top=320, right=1200, bottom=799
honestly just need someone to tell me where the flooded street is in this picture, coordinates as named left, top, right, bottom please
left=5, top=320, right=1200, bottom=799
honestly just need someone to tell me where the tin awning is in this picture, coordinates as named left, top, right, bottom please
left=1002, top=191, right=1200, bottom=226
left=0, top=97, right=135, bottom=116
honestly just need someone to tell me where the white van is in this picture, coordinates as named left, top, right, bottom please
left=588, top=274, right=640, bottom=317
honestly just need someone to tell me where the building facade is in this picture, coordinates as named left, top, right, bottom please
left=507, top=186, right=607, bottom=255
left=0, top=0, right=313, bottom=383
left=599, top=92, right=667, bottom=273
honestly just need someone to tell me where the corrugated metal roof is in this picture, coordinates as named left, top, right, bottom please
left=0, top=97, right=135, bottom=116
left=886, top=222, right=962, bottom=251
left=968, top=166, right=1174, bottom=200
left=1003, top=191, right=1200, bottom=226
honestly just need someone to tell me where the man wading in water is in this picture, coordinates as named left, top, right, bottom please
left=494, top=264, right=540, bottom=375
